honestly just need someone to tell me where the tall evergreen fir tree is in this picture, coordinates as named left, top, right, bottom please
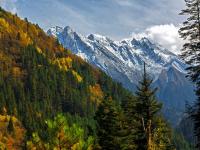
left=179, top=0, right=200, bottom=148
left=95, top=97, right=124, bottom=150
left=121, top=63, right=174, bottom=150
left=135, top=63, right=162, bottom=150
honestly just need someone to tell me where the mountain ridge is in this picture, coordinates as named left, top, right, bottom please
left=47, top=26, right=196, bottom=125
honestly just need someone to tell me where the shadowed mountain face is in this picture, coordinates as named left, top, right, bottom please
left=47, top=26, right=196, bottom=126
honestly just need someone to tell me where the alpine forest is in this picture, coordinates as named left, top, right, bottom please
left=0, top=0, right=199, bottom=149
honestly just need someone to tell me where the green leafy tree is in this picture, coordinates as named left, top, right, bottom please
left=27, top=114, right=94, bottom=150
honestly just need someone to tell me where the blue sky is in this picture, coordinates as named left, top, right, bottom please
left=0, top=0, right=185, bottom=41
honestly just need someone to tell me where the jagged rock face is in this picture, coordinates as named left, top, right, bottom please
left=47, top=26, right=196, bottom=126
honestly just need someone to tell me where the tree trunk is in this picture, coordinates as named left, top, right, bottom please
left=147, top=120, right=153, bottom=150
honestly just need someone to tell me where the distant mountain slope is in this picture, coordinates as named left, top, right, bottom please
left=48, top=26, right=196, bottom=125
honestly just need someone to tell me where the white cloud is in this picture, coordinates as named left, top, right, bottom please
left=114, top=0, right=133, bottom=6
left=0, top=0, right=18, bottom=13
left=132, top=24, right=184, bottom=54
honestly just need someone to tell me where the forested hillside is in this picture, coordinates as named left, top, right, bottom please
left=0, top=7, right=133, bottom=148
left=0, top=7, right=193, bottom=149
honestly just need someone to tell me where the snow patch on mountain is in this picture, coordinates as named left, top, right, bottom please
left=47, top=26, right=195, bottom=125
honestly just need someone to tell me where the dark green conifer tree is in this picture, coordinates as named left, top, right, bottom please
left=121, top=95, right=138, bottom=150
left=179, top=0, right=200, bottom=148
left=135, top=63, right=162, bottom=150
left=7, top=117, right=15, bottom=134
left=16, top=32, right=21, bottom=40
left=95, top=97, right=124, bottom=150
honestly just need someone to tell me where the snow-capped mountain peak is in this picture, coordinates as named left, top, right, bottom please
left=47, top=26, right=195, bottom=125
left=63, top=26, right=76, bottom=35
left=88, top=33, right=112, bottom=42
left=47, top=26, right=63, bottom=37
